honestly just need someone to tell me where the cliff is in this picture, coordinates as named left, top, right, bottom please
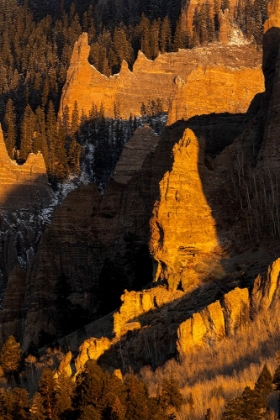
left=0, top=127, right=54, bottom=343
left=167, top=65, right=264, bottom=125
left=0, top=126, right=49, bottom=209
left=20, top=126, right=160, bottom=349
left=150, top=128, right=221, bottom=291
left=59, top=32, right=263, bottom=121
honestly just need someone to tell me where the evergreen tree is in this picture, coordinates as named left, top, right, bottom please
left=34, top=106, right=49, bottom=172
left=0, top=335, right=22, bottom=378
left=3, top=98, right=17, bottom=158
left=113, top=24, right=134, bottom=70
left=71, top=100, right=79, bottom=137
left=241, top=386, right=266, bottom=420
left=53, top=371, right=74, bottom=418
left=254, top=364, right=273, bottom=399
left=160, top=375, right=184, bottom=411
left=124, top=372, right=150, bottom=420
left=221, top=395, right=244, bottom=420
left=140, top=14, right=152, bottom=58
left=159, top=16, right=172, bottom=53
left=20, top=103, right=35, bottom=161
left=30, top=392, right=46, bottom=420
left=38, top=368, right=56, bottom=420
left=74, top=359, right=104, bottom=416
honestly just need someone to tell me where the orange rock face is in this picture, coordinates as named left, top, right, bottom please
left=60, top=33, right=263, bottom=121
left=167, top=64, right=264, bottom=125
left=149, top=128, right=222, bottom=291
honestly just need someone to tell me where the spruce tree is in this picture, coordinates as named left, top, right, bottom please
left=71, top=100, right=79, bottom=137
left=160, top=16, right=172, bottom=53
left=29, top=392, right=46, bottom=420
left=160, top=375, right=184, bottom=411
left=3, top=98, right=17, bottom=158
left=124, top=372, right=150, bottom=420
left=20, top=103, right=35, bottom=161
left=0, top=335, right=22, bottom=378
left=53, top=371, right=74, bottom=418
left=38, top=368, right=56, bottom=420
left=74, top=359, right=104, bottom=416
left=254, top=364, right=273, bottom=399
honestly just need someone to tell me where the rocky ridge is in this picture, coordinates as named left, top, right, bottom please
left=56, top=255, right=280, bottom=377
left=59, top=32, right=263, bottom=121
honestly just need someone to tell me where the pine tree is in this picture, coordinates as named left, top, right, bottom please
left=140, top=14, right=152, bottom=59
left=150, top=19, right=160, bottom=59
left=74, top=359, right=104, bottom=416
left=53, top=371, right=74, bottom=418
left=67, top=139, right=81, bottom=175
left=159, top=16, right=172, bottom=53
left=10, top=388, right=30, bottom=420
left=30, top=392, right=46, bottom=420
left=124, top=372, right=150, bottom=420
left=20, top=103, right=35, bottom=161
left=221, top=395, right=244, bottom=419
left=254, top=364, right=273, bottom=399
left=0, top=335, right=22, bottom=378
left=241, top=386, right=266, bottom=420
left=71, top=100, right=79, bottom=137
left=160, top=375, right=184, bottom=411
left=3, top=98, right=17, bottom=158
left=34, top=107, right=48, bottom=158
left=38, top=368, right=56, bottom=420
left=113, top=24, right=134, bottom=70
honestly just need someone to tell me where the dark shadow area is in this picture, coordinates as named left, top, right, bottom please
left=0, top=172, right=54, bottom=347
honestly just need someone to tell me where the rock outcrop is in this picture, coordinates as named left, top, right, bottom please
left=113, top=287, right=183, bottom=337
left=167, top=65, right=264, bottom=125
left=56, top=255, right=280, bottom=376
left=60, top=33, right=263, bottom=121
left=176, top=287, right=249, bottom=356
left=150, top=128, right=222, bottom=290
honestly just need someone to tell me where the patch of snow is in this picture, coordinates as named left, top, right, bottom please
left=228, top=29, right=250, bottom=46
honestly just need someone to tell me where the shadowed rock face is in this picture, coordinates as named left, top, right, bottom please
left=59, top=32, right=263, bottom=121
left=0, top=127, right=54, bottom=344
left=20, top=126, right=160, bottom=349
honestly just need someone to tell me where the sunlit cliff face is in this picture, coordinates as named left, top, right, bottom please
left=150, top=128, right=223, bottom=291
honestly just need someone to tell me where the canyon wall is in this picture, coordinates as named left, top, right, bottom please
left=167, top=66, right=264, bottom=125
left=0, top=127, right=54, bottom=343
left=59, top=32, right=263, bottom=121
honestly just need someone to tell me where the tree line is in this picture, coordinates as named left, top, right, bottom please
left=0, top=335, right=184, bottom=419
left=0, top=0, right=269, bottom=186
left=2, top=334, right=280, bottom=418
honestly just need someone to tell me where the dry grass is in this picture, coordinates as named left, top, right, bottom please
left=140, top=308, right=280, bottom=419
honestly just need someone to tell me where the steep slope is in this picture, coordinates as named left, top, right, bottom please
left=0, top=127, right=54, bottom=342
